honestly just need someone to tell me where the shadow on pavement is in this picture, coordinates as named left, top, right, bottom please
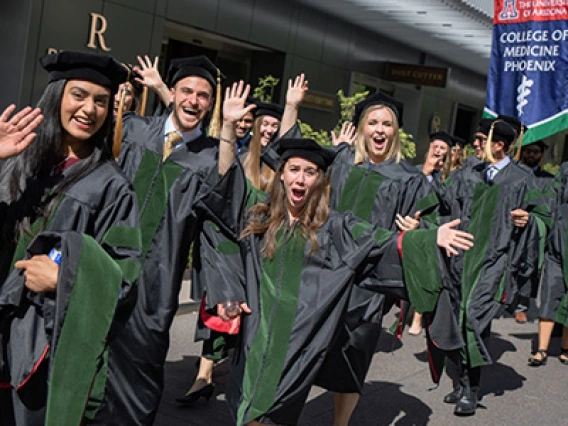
left=302, top=381, right=432, bottom=426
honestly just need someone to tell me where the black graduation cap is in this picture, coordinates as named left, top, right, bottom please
left=489, top=120, right=517, bottom=149
left=353, top=92, right=404, bottom=128
left=277, top=138, right=336, bottom=171
left=40, top=51, right=127, bottom=93
left=497, top=114, right=527, bottom=137
left=166, top=55, right=224, bottom=88
left=475, top=118, right=493, bottom=136
left=253, top=101, right=284, bottom=120
left=122, top=64, right=143, bottom=95
left=429, top=131, right=453, bottom=147
left=452, top=135, right=467, bottom=148
left=523, top=139, right=548, bottom=151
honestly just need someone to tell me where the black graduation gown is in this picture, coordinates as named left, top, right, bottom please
left=539, top=202, right=568, bottom=325
left=0, top=160, right=141, bottom=426
left=316, top=144, right=439, bottom=392
left=462, top=155, right=482, bottom=169
left=92, top=114, right=218, bottom=425
left=539, top=163, right=568, bottom=324
left=431, top=161, right=550, bottom=371
left=196, top=162, right=446, bottom=426
left=191, top=124, right=302, bottom=343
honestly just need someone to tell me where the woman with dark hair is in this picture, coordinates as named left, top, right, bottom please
left=195, top=82, right=474, bottom=426
left=0, top=51, right=141, bottom=426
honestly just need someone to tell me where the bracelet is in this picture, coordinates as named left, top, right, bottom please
left=220, top=136, right=235, bottom=144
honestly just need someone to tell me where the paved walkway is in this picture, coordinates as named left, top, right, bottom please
left=155, top=303, right=568, bottom=425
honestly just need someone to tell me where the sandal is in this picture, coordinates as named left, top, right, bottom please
left=559, top=348, right=568, bottom=365
left=528, top=349, right=548, bottom=367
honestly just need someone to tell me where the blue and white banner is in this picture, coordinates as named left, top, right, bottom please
left=485, top=0, right=568, bottom=144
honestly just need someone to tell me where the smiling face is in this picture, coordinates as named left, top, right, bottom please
left=113, top=82, right=135, bottom=116
left=280, top=157, right=320, bottom=220
left=60, top=80, right=111, bottom=146
left=236, top=111, right=254, bottom=138
left=170, top=76, right=214, bottom=132
left=259, top=115, right=280, bottom=147
left=362, top=107, right=396, bottom=164
left=473, top=132, right=487, bottom=158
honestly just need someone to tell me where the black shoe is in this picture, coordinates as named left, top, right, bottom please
left=443, top=387, right=463, bottom=404
left=454, top=389, right=478, bottom=416
left=175, top=383, right=215, bottom=406
left=528, top=349, right=548, bottom=367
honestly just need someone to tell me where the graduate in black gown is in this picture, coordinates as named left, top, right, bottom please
left=435, top=120, right=551, bottom=416
left=528, top=162, right=568, bottom=366
left=196, top=82, right=474, bottom=426
left=92, top=56, right=226, bottom=425
left=462, top=118, right=492, bottom=169
left=0, top=52, right=141, bottom=426
left=316, top=93, right=439, bottom=426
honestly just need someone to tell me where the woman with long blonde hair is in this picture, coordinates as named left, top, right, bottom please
left=241, top=101, right=283, bottom=191
left=321, top=92, right=441, bottom=426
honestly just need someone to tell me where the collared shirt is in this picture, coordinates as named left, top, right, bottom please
left=163, top=114, right=203, bottom=148
left=486, top=155, right=511, bottom=181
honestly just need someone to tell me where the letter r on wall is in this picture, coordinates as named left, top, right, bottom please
left=87, top=12, right=111, bottom=52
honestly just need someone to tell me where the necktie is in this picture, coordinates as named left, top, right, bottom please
left=486, top=165, right=498, bottom=182
left=163, top=131, right=183, bottom=161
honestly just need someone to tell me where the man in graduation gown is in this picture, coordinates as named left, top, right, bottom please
left=433, top=120, right=551, bottom=415
left=91, top=56, right=224, bottom=425
left=462, top=118, right=493, bottom=169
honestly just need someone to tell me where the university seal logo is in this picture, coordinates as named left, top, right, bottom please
left=499, top=0, right=519, bottom=20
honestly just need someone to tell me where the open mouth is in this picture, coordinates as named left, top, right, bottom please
left=181, top=107, right=199, bottom=121
left=73, top=116, right=94, bottom=130
left=372, top=136, right=386, bottom=150
left=290, top=188, right=306, bottom=203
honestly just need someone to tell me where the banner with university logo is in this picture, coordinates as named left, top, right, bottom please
left=484, top=0, right=568, bottom=144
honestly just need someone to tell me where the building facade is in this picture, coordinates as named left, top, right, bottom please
left=2, top=0, right=492, bottom=159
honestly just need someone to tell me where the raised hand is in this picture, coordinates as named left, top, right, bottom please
left=436, top=219, right=474, bottom=257
left=222, top=81, right=256, bottom=124
left=134, top=55, right=170, bottom=105
left=0, top=104, right=43, bottom=159
left=134, top=55, right=163, bottom=90
left=331, top=121, right=357, bottom=146
left=285, top=73, right=308, bottom=108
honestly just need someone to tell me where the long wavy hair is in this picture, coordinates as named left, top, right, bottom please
left=450, top=145, right=466, bottom=172
left=353, top=105, right=401, bottom=165
left=240, top=159, right=330, bottom=259
left=242, top=116, right=277, bottom=191
left=7, top=79, right=114, bottom=240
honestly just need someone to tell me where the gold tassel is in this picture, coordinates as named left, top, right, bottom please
left=139, top=86, right=148, bottom=117
left=484, top=121, right=496, bottom=164
left=512, top=125, right=524, bottom=161
left=113, top=64, right=130, bottom=159
left=208, top=68, right=222, bottom=138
